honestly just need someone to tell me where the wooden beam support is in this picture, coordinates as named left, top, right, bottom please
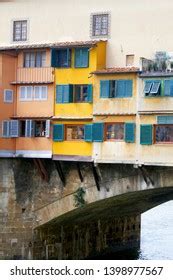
left=76, top=163, right=84, bottom=182
left=33, top=159, right=49, bottom=182
left=54, top=161, right=66, bottom=186
left=139, top=166, right=154, bottom=186
left=91, top=162, right=101, bottom=191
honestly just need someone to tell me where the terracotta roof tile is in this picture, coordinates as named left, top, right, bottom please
left=0, top=40, right=106, bottom=51
left=92, top=67, right=140, bottom=74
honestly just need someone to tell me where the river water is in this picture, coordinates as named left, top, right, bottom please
left=139, top=200, right=173, bottom=260
left=95, top=200, right=173, bottom=260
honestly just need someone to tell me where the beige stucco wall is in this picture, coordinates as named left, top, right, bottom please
left=0, top=0, right=173, bottom=67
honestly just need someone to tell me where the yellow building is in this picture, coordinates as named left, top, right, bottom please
left=52, top=40, right=106, bottom=161
left=91, top=67, right=139, bottom=163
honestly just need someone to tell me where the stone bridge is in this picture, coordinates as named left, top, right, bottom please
left=0, top=159, right=173, bottom=259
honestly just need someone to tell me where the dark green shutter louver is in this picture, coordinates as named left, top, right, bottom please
left=157, top=116, right=173, bottom=124
left=51, top=49, right=58, bottom=67
left=75, top=48, right=89, bottom=68
left=100, top=80, right=110, bottom=98
left=125, top=123, right=135, bottom=143
left=56, top=85, right=63, bottom=103
left=53, top=124, right=64, bottom=142
left=84, top=124, right=93, bottom=142
left=164, top=80, right=173, bottom=96
left=93, top=123, right=104, bottom=142
left=87, top=84, right=93, bottom=102
left=140, top=124, right=153, bottom=145
left=125, top=80, right=133, bottom=97
left=63, top=85, right=73, bottom=103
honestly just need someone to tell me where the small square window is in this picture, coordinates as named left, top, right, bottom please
left=4, top=90, right=13, bottom=103
left=126, top=55, right=135, bottom=66
left=91, top=13, right=110, bottom=37
left=13, top=20, right=27, bottom=42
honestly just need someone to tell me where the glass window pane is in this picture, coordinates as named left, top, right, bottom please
left=66, top=125, right=84, bottom=140
left=150, top=81, right=161, bottom=94
left=20, top=87, right=26, bottom=99
left=41, top=86, right=47, bottom=100
left=106, top=124, right=124, bottom=140
left=155, top=125, right=173, bottom=143
left=34, top=87, right=40, bottom=100
left=26, top=87, right=32, bottom=99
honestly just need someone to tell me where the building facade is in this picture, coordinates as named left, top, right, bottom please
left=0, top=0, right=173, bottom=166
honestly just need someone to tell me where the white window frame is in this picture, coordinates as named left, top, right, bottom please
left=2, top=121, right=10, bottom=138
left=19, top=86, right=33, bottom=101
left=4, top=89, right=13, bottom=103
left=90, top=12, right=111, bottom=38
left=34, top=86, right=48, bottom=101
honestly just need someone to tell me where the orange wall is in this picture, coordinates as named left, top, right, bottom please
left=0, top=53, right=16, bottom=151
left=16, top=137, right=52, bottom=151
left=16, top=84, right=54, bottom=117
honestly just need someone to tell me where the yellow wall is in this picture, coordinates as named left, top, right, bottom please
left=93, top=115, right=136, bottom=163
left=53, top=121, right=92, bottom=157
left=93, top=73, right=137, bottom=116
left=55, top=42, right=106, bottom=118
left=138, top=115, right=173, bottom=165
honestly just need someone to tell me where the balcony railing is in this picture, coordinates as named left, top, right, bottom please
left=15, top=67, right=54, bottom=84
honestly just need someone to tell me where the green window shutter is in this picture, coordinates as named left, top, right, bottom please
left=125, top=123, right=135, bottom=143
left=140, top=124, right=153, bottom=145
left=144, top=80, right=153, bottom=95
left=93, top=123, right=104, bottom=142
left=84, top=124, right=93, bottom=142
left=124, top=80, right=132, bottom=97
left=53, top=124, right=64, bottom=142
left=56, top=85, right=63, bottom=103
left=100, top=80, right=110, bottom=98
left=51, top=49, right=58, bottom=67
left=75, top=48, right=89, bottom=68
left=117, top=80, right=125, bottom=97
left=164, top=80, right=173, bottom=96
left=87, top=84, right=93, bottom=103
left=63, top=85, right=73, bottom=103
left=157, top=116, right=173, bottom=124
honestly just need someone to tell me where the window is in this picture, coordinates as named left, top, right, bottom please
left=19, top=86, right=32, bottom=101
left=51, top=49, right=71, bottom=68
left=92, top=13, right=109, bottom=37
left=126, top=55, right=134, bottom=66
left=35, top=121, right=46, bottom=137
left=34, top=86, right=48, bottom=100
left=56, top=84, right=93, bottom=103
left=20, top=121, right=26, bottom=137
left=144, top=80, right=161, bottom=96
left=100, top=80, right=132, bottom=98
left=13, top=20, right=27, bottom=42
left=75, top=48, right=89, bottom=68
left=155, top=125, right=173, bottom=143
left=4, top=89, right=13, bottom=103
left=105, top=123, right=124, bottom=141
left=24, top=51, right=46, bottom=68
left=66, top=125, right=84, bottom=141
left=74, top=85, right=89, bottom=102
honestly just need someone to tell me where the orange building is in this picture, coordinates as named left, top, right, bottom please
left=0, top=43, right=56, bottom=158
